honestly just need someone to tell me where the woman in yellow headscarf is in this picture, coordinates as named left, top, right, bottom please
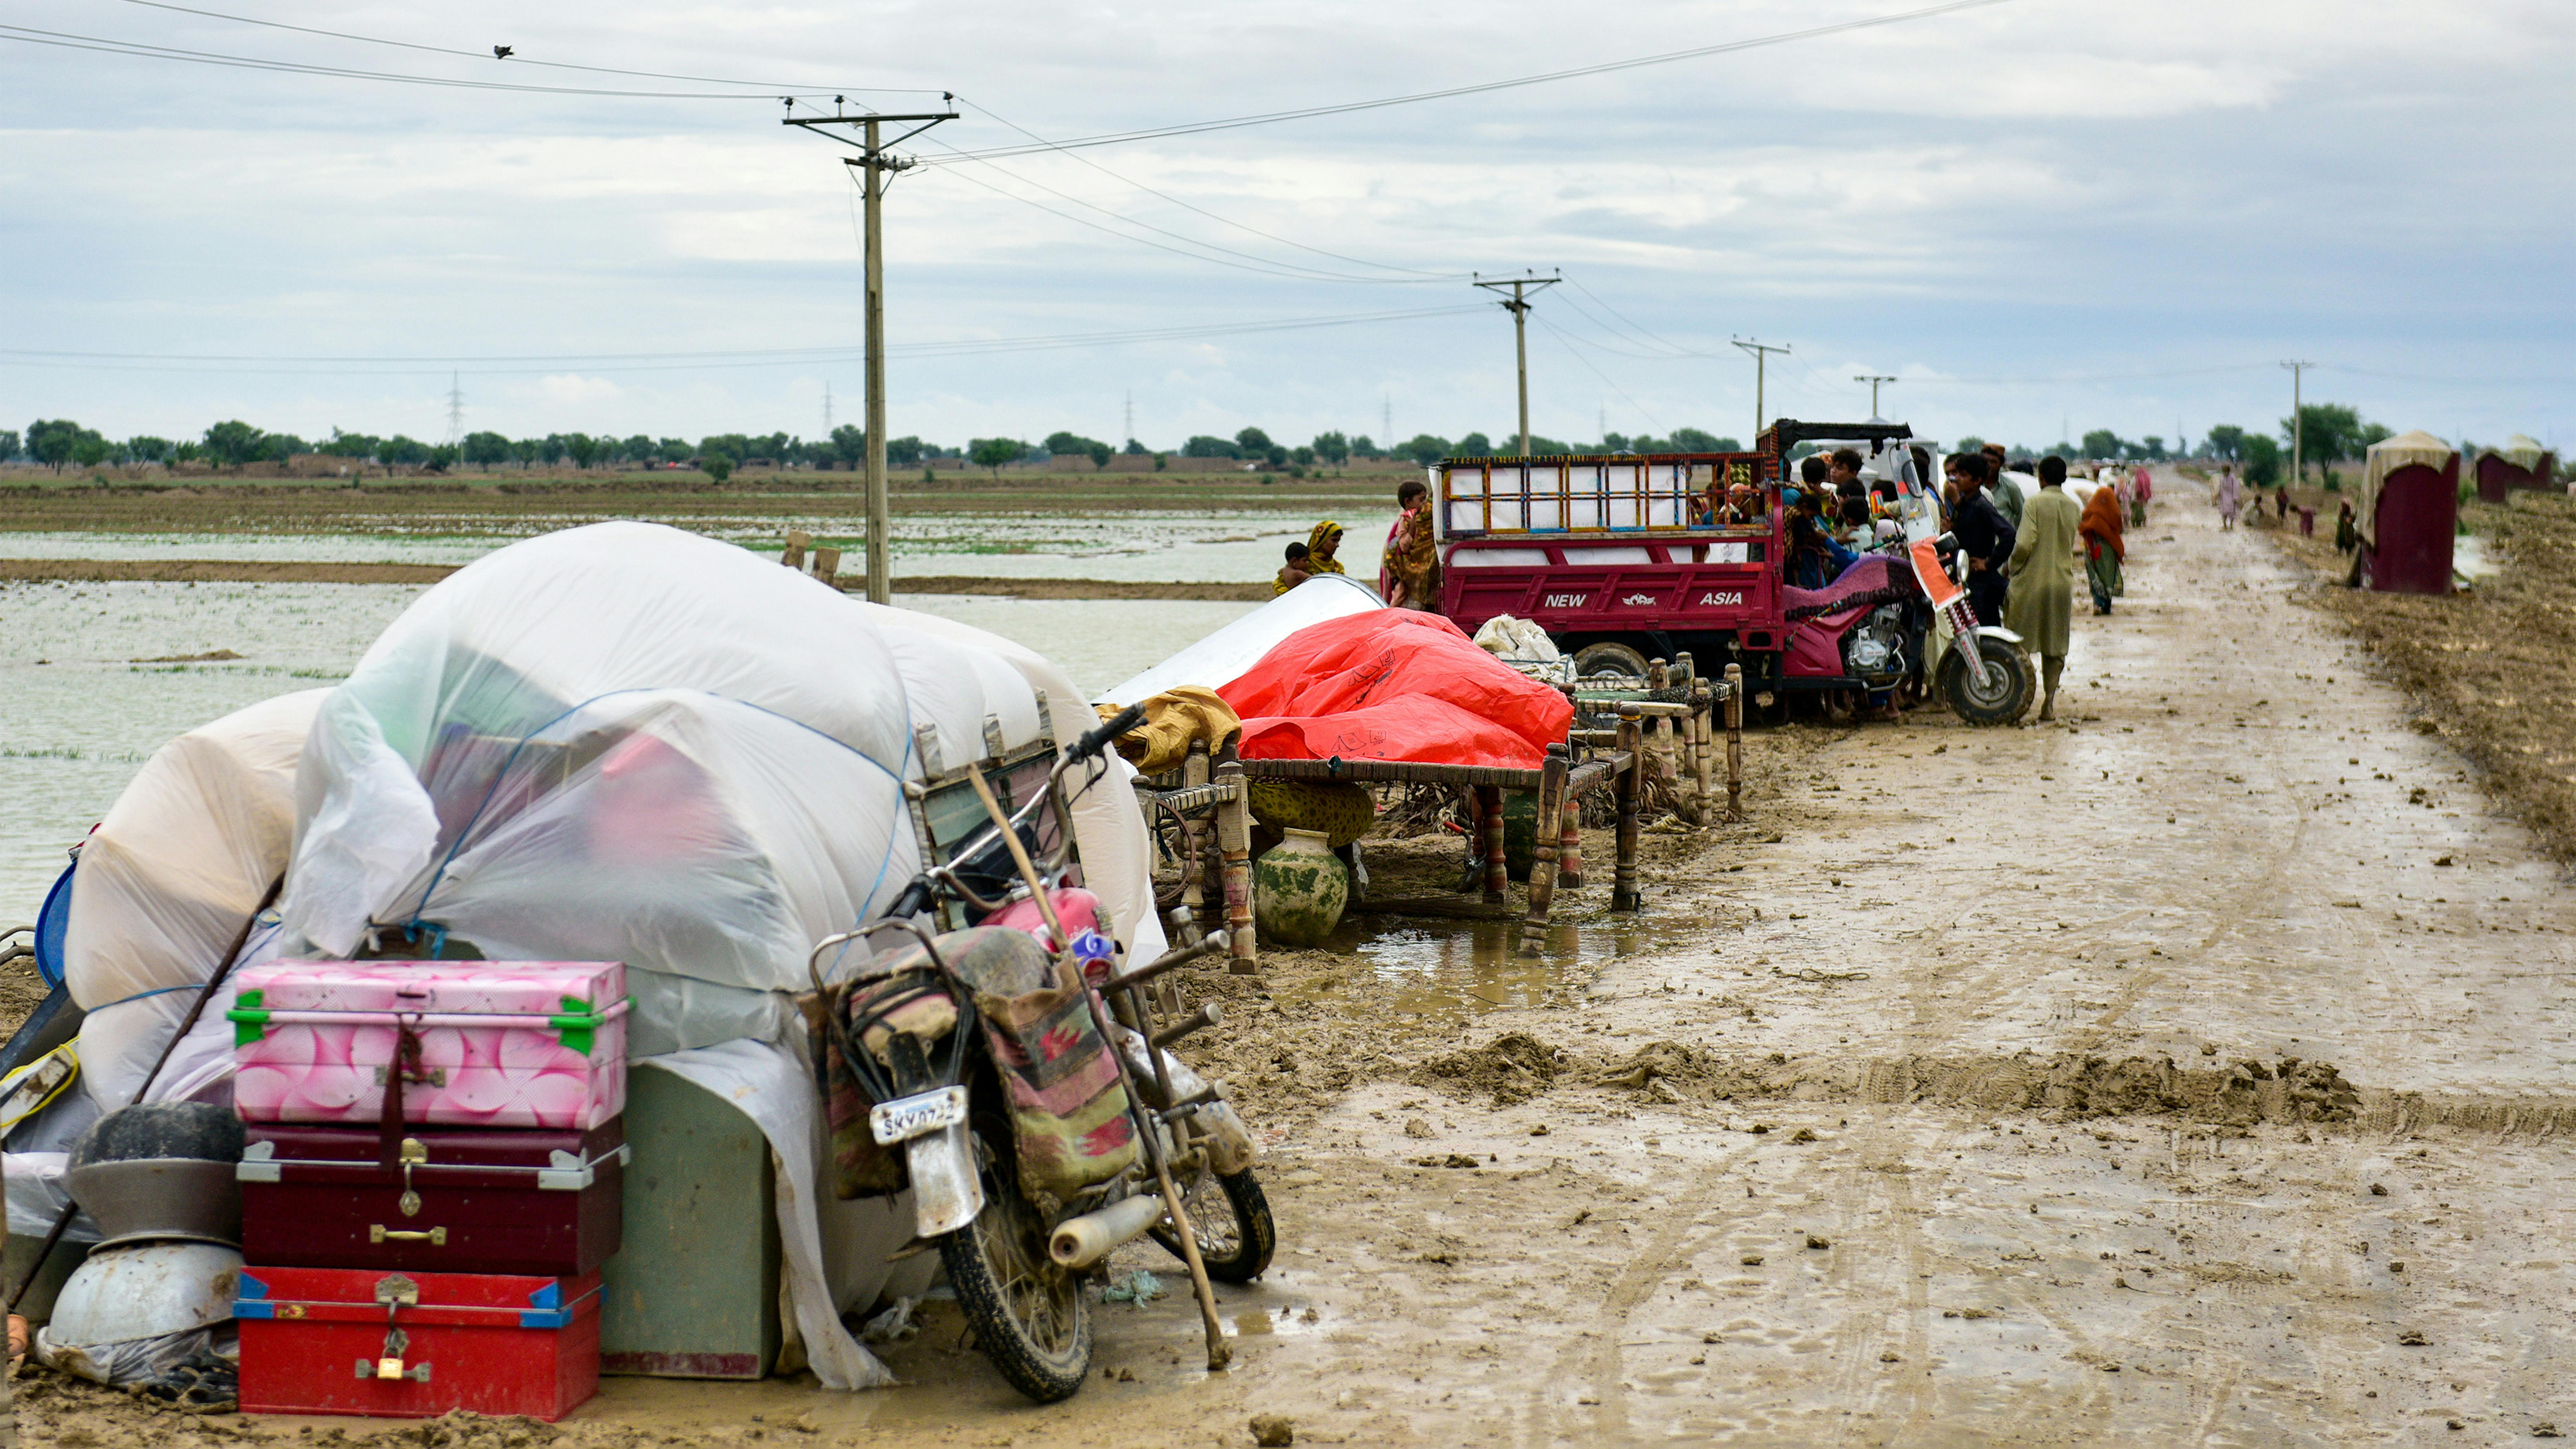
left=1307, top=521, right=1347, bottom=576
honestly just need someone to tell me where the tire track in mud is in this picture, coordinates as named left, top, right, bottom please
left=1532, top=1144, right=1759, bottom=1445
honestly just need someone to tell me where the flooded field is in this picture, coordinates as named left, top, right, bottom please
left=0, top=578, right=1250, bottom=913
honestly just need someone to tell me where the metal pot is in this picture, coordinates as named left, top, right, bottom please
left=63, top=1158, right=242, bottom=1249
left=43, top=1241, right=242, bottom=1348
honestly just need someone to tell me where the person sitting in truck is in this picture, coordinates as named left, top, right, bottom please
left=1785, top=504, right=1858, bottom=589
left=1828, top=448, right=1867, bottom=502
left=1788, top=453, right=1831, bottom=510
left=1835, top=495, right=1873, bottom=546
left=1273, top=541, right=1313, bottom=596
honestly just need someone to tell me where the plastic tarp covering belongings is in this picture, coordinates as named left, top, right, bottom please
left=1098, top=571, right=1382, bottom=705
left=2359, top=430, right=2458, bottom=548
left=1218, top=611, right=1576, bottom=768
left=77, top=521, right=1161, bottom=1391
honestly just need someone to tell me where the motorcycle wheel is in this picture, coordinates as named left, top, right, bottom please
left=940, top=1110, right=1093, bottom=1403
left=1148, top=1163, right=1277, bottom=1283
left=1938, top=635, right=2035, bottom=726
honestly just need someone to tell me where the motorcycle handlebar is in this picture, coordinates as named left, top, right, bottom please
left=1071, top=703, right=1146, bottom=765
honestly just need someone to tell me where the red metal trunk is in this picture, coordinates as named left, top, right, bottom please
left=238, top=1119, right=625, bottom=1277
left=236, top=1266, right=601, bottom=1420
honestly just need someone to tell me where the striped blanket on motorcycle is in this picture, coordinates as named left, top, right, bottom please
left=823, top=926, right=1138, bottom=1202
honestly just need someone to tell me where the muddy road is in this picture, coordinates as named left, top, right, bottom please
left=27, top=478, right=2576, bottom=1448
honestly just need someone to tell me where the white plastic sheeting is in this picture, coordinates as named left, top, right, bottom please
left=1097, top=571, right=1384, bottom=704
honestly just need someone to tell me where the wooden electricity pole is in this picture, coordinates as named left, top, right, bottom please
left=1731, top=338, right=1789, bottom=444
left=2281, top=359, right=2313, bottom=485
left=1474, top=272, right=1559, bottom=458
left=785, top=101, right=957, bottom=603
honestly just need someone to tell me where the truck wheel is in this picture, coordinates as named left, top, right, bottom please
left=1572, top=642, right=1651, bottom=681
left=1938, top=636, right=2034, bottom=726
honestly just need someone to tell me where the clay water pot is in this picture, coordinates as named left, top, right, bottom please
left=1252, top=828, right=1347, bottom=947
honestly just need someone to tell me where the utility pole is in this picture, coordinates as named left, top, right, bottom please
left=1124, top=391, right=1134, bottom=448
left=1730, top=338, right=1790, bottom=443
left=785, top=97, right=957, bottom=604
left=2280, top=359, right=2313, bottom=484
left=1473, top=271, right=1559, bottom=458
left=824, top=381, right=834, bottom=433
left=1855, top=374, right=1897, bottom=419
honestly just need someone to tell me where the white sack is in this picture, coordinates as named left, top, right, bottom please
left=1099, top=571, right=1383, bottom=705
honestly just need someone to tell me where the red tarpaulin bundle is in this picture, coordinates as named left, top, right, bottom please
left=1217, top=611, right=1575, bottom=768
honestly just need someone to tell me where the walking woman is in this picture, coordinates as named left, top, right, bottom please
left=2215, top=464, right=2243, bottom=530
left=2080, top=481, right=2126, bottom=615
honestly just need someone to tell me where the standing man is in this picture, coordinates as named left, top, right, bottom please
left=2007, top=455, right=2081, bottom=722
left=1982, top=443, right=2025, bottom=531
left=1945, top=453, right=2015, bottom=625
left=1381, top=480, right=1442, bottom=611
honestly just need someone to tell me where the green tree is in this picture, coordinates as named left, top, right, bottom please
left=425, top=444, right=460, bottom=473
left=71, top=437, right=113, bottom=470
left=619, top=435, right=655, bottom=464
left=1455, top=432, right=1492, bottom=458
left=171, top=441, right=202, bottom=464
left=461, top=431, right=512, bottom=468
left=1310, top=431, right=1350, bottom=471
left=701, top=451, right=735, bottom=483
left=0, top=429, right=19, bottom=461
left=1349, top=434, right=1380, bottom=459
left=1234, top=426, right=1274, bottom=455
left=886, top=436, right=924, bottom=468
left=657, top=438, right=692, bottom=464
left=323, top=428, right=383, bottom=460
left=1087, top=441, right=1113, bottom=469
left=1668, top=426, right=1727, bottom=452
left=2283, top=403, right=2366, bottom=480
left=2204, top=425, right=2246, bottom=461
left=1263, top=444, right=1290, bottom=469
left=27, top=420, right=99, bottom=471
left=565, top=433, right=603, bottom=470
left=1122, top=437, right=1148, bottom=455
left=125, top=436, right=172, bottom=464
left=829, top=425, right=866, bottom=470
left=1182, top=435, right=1240, bottom=459
left=377, top=435, right=430, bottom=468
left=202, top=420, right=265, bottom=470
left=2242, top=434, right=2282, bottom=488
left=2079, top=429, right=2123, bottom=461
left=1400, top=434, right=1451, bottom=465
left=1953, top=435, right=1987, bottom=455
left=2140, top=436, right=2166, bottom=460
left=969, top=437, right=1027, bottom=475
left=1292, top=445, right=1317, bottom=467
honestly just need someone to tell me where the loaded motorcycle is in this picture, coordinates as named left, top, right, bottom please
left=802, top=704, right=1273, bottom=1402
left=1779, top=532, right=2036, bottom=726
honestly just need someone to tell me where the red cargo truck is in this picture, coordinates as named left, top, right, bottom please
left=1433, top=419, right=2034, bottom=722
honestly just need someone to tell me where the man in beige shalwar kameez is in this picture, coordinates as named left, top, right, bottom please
left=2006, top=454, right=2081, bottom=722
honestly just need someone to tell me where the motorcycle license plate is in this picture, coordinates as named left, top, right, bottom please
left=870, top=1086, right=968, bottom=1146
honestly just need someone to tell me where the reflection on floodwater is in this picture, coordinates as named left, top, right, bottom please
left=1328, top=910, right=1701, bottom=1019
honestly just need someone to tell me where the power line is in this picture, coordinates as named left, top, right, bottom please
left=0, top=304, right=1494, bottom=375
left=946, top=97, right=1468, bottom=283
left=923, top=0, right=2015, bottom=162
left=0, top=22, right=789, bottom=98
left=1532, top=315, right=1662, bottom=432
left=107, top=0, right=935, bottom=94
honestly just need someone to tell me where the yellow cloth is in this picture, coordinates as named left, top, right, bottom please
left=1093, top=686, right=1241, bottom=776
left=2005, top=486, right=2080, bottom=658
left=1306, top=521, right=1347, bottom=575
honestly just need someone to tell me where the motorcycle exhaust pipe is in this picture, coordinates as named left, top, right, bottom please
left=1049, top=1193, right=1164, bottom=1270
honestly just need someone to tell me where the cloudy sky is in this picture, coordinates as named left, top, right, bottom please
left=2, top=0, right=2568, bottom=455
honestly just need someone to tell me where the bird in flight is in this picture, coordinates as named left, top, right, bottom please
left=492, top=45, right=514, bottom=59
